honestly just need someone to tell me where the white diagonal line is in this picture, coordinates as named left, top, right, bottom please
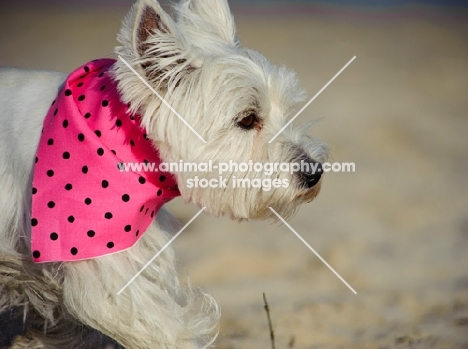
left=118, top=56, right=207, bottom=144
left=269, top=207, right=357, bottom=294
left=268, top=56, right=356, bottom=144
left=117, top=207, right=206, bottom=295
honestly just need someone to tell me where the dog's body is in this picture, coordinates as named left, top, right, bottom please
left=0, top=67, right=218, bottom=347
left=0, top=0, right=326, bottom=347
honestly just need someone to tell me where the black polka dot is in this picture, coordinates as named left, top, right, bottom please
left=130, top=140, right=135, bottom=146
left=84, top=66, right=90, bottom=73
left=35, top=157, right=38, bottom=163
left=70, top=247, right=78, bottom=255
left=47, top=170, right=54, bottom=177
left=33, top=250, right=40, bottom=258
left=151, top=211, right=155, bottom=218
left=47, top=201, right=55, bottom=208
left=47, top=138, right=54, bottom=146
left=78, top=95, right=85, bottom=102
left=140, top=205, right=144, bottom=212
left=159, top=175, right=166, bottom=182
left=107, top=242, right=114, bottom=248
left=98, top=72, right=104, bottom=78
left=82, top=166, right=88, bottom=174
left=102, top=100, right=109, bottom=107
left=100, top=85, right=106, bottom=92
left=84, top=198, right=92, bottom=205
left=143, top=159, right=149, bottom=165
left=139, top=176, right=146, bottom=184
left=87, top=230, right=95, bottom=237
left=62, top=152, right=70, bottom=159
left=32, top=187, right=37, bottom=195
left=105, top=212, right=113, bottom=219
left=144, top=134, right=149, bottom=141
left=111, top=150, right=116, bottom=155
left=68, top=216, right=75, bottom=223
left=54, top=108, right=58, bottom=116
left=50, top=232, right=58, bottom=240
left=62, top=120, right=69, bottom=128
left=136, top=230, right=140, bottom=237
left=52, top=99, right=56, bottom=105
left=157, top=189, right=162, bottom=196
left=78, top=133, right=85, bottom=142
left=65, top=89, right=72, bottom=96
left=97, top=148, right=104, bottom=156
left=77, top=82, right=84, bottom=87
left=31, top=218, right=38, bottom=226
left=145, top=208, right=149, bottom=215
left=95, top=130, right=102, bottom=138
left=122, top=194, right=130, bottom=202
left=124, top=225, right=131, bottom=232
left=84, top=112, right=91, bottom=119
left=130, top=115, right=135, bottom=121
left=101, top=180, right=109, bottom=188
left=116, top=119, right=122, bottom=127
left=65, top=183, right=73, bottom=191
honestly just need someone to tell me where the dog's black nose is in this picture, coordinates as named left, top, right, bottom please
left=301, top=159, right=323, bottom=188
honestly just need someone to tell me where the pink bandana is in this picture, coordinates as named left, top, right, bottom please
left=31, top=59, right=180, bottom=263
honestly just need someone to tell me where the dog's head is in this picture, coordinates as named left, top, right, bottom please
left=114, top=0, right=328, bottom=220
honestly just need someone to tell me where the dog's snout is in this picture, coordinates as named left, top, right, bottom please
left=300, top=158, right=323, bottom=188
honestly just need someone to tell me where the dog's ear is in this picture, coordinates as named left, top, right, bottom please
left=117, top=0, right=197, bottom=88
left=131, top=0, right=178, bottom=60
left=178, top=0, right=238, bottom=47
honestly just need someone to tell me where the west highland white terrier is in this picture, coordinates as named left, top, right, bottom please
left=0, top=0, right=327, bottom=347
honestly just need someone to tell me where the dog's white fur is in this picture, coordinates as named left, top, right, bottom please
left=0, top=0, right=327, bottom=348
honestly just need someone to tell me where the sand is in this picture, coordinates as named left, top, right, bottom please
left=0, top=2, right=467, bottom=348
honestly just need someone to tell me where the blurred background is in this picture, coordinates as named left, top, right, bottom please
left=1, top=0, right=468, bottom=348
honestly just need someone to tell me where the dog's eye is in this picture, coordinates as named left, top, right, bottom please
left=237, top=113, right=256, bottom=130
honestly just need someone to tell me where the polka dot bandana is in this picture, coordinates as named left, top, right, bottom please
left=31, top=59, right=180, bottom=263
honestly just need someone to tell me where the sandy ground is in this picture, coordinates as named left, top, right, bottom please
left=1, top=2, right=468, bottom=348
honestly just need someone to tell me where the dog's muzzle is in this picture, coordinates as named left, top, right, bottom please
left=298, top=158, right=323, bottom=188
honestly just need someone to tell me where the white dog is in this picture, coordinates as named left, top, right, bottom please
left=0, top=0, right=327, bottom=347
